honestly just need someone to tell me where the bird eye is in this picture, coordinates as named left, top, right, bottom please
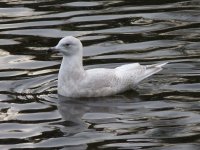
left=65, top=43, right=70, bottom=47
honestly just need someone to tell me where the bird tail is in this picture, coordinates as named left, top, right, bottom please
left=135, top=62, right=168, bottom=84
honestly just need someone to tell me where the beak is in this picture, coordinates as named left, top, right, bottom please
left=47, top=46, right=59, bottom=53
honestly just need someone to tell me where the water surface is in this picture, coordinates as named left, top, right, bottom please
left=0, top=0, right=200, bottom=149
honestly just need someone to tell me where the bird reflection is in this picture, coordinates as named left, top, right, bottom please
left=57, top=92, right=139, bottom=135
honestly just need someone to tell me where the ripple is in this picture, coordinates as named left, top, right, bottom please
left=0, top=55, right=57, bottom=70
left=0, top=39, right=19, bottom=45
left=0, top=7, right=46, bottom=18
left=1, top=29, right=92, bottom=38
left=64, top=2, right=103, bottom=7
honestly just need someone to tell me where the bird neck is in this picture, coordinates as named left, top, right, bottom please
left=59, top=54, right=85, bottom=80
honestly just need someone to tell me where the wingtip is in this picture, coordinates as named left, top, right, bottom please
left=156, top=62, right=168, bottom=68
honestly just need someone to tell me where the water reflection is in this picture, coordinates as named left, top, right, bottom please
left=56, top=94, right=200, bottom=148
left=57, top=94, right=135, bottom=134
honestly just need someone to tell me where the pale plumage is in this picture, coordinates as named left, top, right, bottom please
left=49, top=36, right=167, bottom=97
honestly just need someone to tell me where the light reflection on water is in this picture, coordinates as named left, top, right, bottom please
left=0, top=0, right=199, bottom=149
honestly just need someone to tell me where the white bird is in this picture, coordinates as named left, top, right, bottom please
left=49, top=36, right=167, bottom=97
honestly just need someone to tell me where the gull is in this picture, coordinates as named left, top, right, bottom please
left=48, top=36, right=167, bottom=97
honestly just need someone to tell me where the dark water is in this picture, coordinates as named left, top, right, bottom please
left=0, top=0, right=200, bottom=149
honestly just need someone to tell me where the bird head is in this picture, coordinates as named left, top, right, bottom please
left=48, top=36, right=82, bottom=56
